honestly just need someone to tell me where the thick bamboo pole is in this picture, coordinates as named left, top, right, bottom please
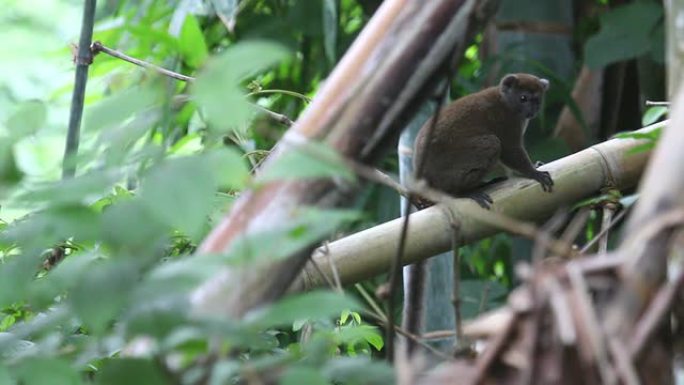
left=191, top=0, right=501, bottom=317
left=296, top=121, right=664, bottom=289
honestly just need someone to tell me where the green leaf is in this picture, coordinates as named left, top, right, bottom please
left=0, top=365, right=14, bottom=385
left=0, top=140, right=22, bottom=186
left=95, top=359, right=166, bottom=385
left=1, top=205, right=102, bottom=250
left=256, top=142, right=355, bottom=183
left=70, top=259, right=139, bottom=334
left=140, top=150, right=248, bottom=239
left=6, top=100, right=47, bottom=139
left=179, top=15, right=209, bottom=68
left=193, top=40, right=289, bottom=131
left=280, top=366, right=329, bottom=385
left=322, top=0, right=338, bottom=64
left=337, top=325, right=383, bottom=351
left=0, top=333, right=35, bottom=359
left=27, top=252, right=100, bottom=309
left=642, top=106, right=668, bottom=126
left=98, top=111, right=160, bottom=166
left=101, top=200, right=168, bottom=254
left=322, top=358, right=394, bottom=385
left=585, top=2, right=663, bottom=69
left=362, top=330, right=384, bottom=351
left=627, top=141, right=656, bottom=155
left=14, top=358, right=81, bottom=385
left=0, top=252, right=44, bottom=308
left=18, top=171, right=122, bottom=205
left=245, top=291, right=361, bottom=329
left=123, top=302, right=188, bottom=340
left=224, top=208, right=359, bottom=265
left=206, top=148, right=250, bottom=190
left=84, top=86, right=160, bottom=132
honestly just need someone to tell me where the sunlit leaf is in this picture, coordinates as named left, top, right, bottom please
left=642, top=106, right=668, bottom=126
left=179, top=14, right=209, bottom=68
left=337, top=325, right=383, bottom=351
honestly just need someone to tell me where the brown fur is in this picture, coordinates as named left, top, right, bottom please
left=414, top=73, right=553, bottom=206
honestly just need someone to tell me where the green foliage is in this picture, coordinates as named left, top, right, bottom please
left=1, top=0, right=653, bottom=383
left=179, top=15, right=209, bottom=68
left=1, top=1, right=389, bottom=384
left=193, top=40, right=290, bottom=132
left=585, top=2, right=664, bottom=68
left=614, top=125, right=662, bottom=154
left=642, top=106, right=668, bottom=126
left=256, top=141, right=356, bottom=183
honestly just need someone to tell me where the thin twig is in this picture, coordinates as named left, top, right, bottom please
left=92, top=41, right=195, bottom=82
left=360, top=310, right=452, bottom=361
left=567, top=265, right=618, bottom=385
left=580, top=207, right=629, bottom=254
left=560, top=208, right=591, bottom=248
left=645, top=100, right=670, bottom=106
left=91, top=42, right=294, bottom=126
left=622, top=208, right=684, bottom=253
left=385, top=74, right=450, bottom=360
left=599, top=203, right=617, bottom=254
left=63, top=0, right=97, bottom=178
left=607, top=338, right=640, bottom=385
left=355, top=283, right=387, bottom=321
left=252, top=104, right=294, bottom=126
left=532, top=209, right=568, bottom=262
left=322, top=241, right=343, bottom=291
left=246, top=89, right=312, bottom=103
left=442, top=208, right=464, bottom=343
left=307, top=254, right=338, bottom=292
left=630, top=269, right=684, bottom=358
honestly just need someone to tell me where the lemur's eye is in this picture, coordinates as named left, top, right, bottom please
left=520, top=95, right=528, bottom=102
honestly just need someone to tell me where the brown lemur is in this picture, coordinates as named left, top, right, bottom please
left=413, top=73, right=554, bottom=208
left=401, top=74, right=553, bottom=356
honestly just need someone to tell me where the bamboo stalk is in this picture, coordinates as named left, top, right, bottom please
left=295, top=121, right=664, bottom=289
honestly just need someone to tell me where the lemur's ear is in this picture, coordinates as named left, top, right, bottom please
left=539, top=78, right=550, bottom=91
left=500, top=74, right=518, bottom=90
